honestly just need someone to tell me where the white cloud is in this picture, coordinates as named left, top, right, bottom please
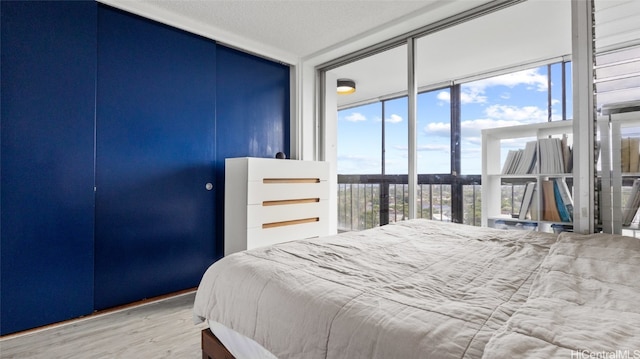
left=484, top=104, right=547, bottom=122
left=424, top=122, right=450, bottom=136
left=460, top=146, right=481, bottom=156
left=437, top=91, right=450, bottom=102
left=469, top=68, right=548, bottom=92
left=461, top=87, right=487, bottom=104
left=417, top=144, right=450, bottom=152
left=424, top=105, right=550, bottom=140
left=445, top=105, right=547, bottom=139
left=462, top=118, right=523, bottom=131
left=344, top=112, right=366, bottom=122
left=393, top=144, right=450, bottom=153
left=463, top=136, right=482, bottom=147
left=459, top=68, right=548, bottom=104
left=460, top=117, right=537, bottom=139
left=386, top=114, right=403, bottom=123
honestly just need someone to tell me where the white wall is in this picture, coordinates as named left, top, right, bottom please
left=323, top=72, right=338, bottom=233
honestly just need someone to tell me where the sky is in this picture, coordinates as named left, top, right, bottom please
left=337, top=62, right=573, bottom=175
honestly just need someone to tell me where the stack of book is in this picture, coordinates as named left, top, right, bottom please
left=621, top=137, right=640, bottom=173
left=502, top=136, right=572, bottom=175
left=539, top=138, right=566, bottom=174
left=518, top=178, right=573, bottom=223
left=502, top=141, right=537, bottom=175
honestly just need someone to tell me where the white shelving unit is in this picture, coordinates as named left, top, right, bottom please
left=481, top=120, right=574, bottom=232
left=482, top=110, right=640, bottom=235
left=602, top=110, right=640, bottom=236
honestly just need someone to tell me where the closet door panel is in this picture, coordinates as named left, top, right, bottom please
left=0, top=1, right=97, bottom=335
left=95, top=5, right=217, bottom=309
left=215, top=46, right=290, bottom=256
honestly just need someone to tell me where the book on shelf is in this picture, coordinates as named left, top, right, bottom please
left=501, top=137, right=572, bottom=175
left=518, top=182, right=537, bottom=220
left=561, top=135, right=573, bottom=173
left=529, top=184, right=539, bottom=221
left=621, top=137, right=640, bottom=173
left=541, top=180, right=561, bottom=222
left=621, top=137, right=630, bottom=173
left=630, top=138, right=639, bottom=173
left=517, top=141, right=538, bottom=174
left=552, top=178, right=573, bottom=222
left=622, top=178, right=640, bottom=226
left=539, top=138, right=565, bottom=174
left=502, top=141, right=537, bottom=175
left=502, top=150, right=521, bottom=175
left=554, top=178, right=573, bottom=222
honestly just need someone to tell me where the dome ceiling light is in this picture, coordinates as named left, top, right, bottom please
left=337, top=79, right=356, bottom=95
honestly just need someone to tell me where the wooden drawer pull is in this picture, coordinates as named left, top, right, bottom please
left=262, top=217, right=319, bottom=229
left=263, top=198, right=319, bottom=206
left=263, top=178, right=320, bottom=184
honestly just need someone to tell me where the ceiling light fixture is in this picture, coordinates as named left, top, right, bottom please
left=337, top=79, right=356, bottom=95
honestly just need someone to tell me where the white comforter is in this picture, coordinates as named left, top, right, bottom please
left=483, top=231, right=640, bottom=358
left=193, top=219, right=558, bottom=359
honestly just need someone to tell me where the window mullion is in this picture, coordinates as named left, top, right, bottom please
left=450, top=84, right=463, bottom=223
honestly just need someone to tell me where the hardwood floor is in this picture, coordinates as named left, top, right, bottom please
left=0, top=291, right=206, bottom=358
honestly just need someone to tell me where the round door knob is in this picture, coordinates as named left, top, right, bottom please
left=205, top=182, right=213, bottom=191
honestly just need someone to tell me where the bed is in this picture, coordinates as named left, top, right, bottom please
left=193, top=219, right=640, bottom=359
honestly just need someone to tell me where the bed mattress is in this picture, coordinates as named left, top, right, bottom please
left=193, top=219, right=558, bottom=359
left=208, top=319, right=277, bottom=359
left=484, top=231, right=640, bottom=356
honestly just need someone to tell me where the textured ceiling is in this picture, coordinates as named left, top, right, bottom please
left=139, top=0, right=443, bottom=59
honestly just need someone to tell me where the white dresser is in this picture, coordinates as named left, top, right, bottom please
left=224, top=157, right=330, bottom=256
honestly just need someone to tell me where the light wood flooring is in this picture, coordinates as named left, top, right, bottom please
left=0, top=291, right=206, bottom=358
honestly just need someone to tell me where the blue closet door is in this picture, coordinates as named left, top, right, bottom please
left=0, top=1, right=97, bottom=335
left=215, top=46, right=290, bottom=255
left=95, top=5, right=217, bottom=309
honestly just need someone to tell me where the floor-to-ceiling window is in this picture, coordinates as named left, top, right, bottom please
left=417, top=88, right=452, bottom=222
left=329, top=0, right=573, bottom=232
left=336, top=60, right=573, bottom=231
left=337, top=102, right=382, bottom=229
left=335, top=44, right=407, bottom=231
left=460, top=62, right=573, bottom=221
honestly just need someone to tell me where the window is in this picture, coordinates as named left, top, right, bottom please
left=460, top=65, right=562, bottom=175
left=329, top=1, right=573, bottom=232
left=337, top=102, right=382, bottom=175
left=336, top=61, right=572, bottom=231
left=418, top=89, right=451, bottom=175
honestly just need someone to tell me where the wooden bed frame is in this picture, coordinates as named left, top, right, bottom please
left=202, top=328, right=236, bottom=359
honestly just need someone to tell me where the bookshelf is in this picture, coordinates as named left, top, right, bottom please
left=602, top=110, right=640, bottom=236
left=481, top=120, right=575, bottom=232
